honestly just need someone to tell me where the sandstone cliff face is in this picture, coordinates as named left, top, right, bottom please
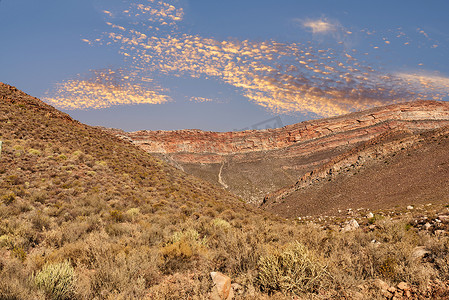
left=123, top=101, right=449, bottom=160
left=107, top=101, right=449, bottom=204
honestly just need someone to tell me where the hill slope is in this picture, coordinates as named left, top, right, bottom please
left=0, top=82, right=273, bottom=298
left=262, top=125, right=449, bottom=217
left=2, top=82, right=449, bottom=299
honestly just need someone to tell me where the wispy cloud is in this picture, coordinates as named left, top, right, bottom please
left=44, top=68, right=170, bottom=110
left=189, top=96, right=213, bottom=103
left=301, top=18, right=339, bottom=34
left=44, top=0, right=449, bottom=116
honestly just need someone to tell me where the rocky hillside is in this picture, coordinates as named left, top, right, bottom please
left=262, top=125, right=449, bottom=217
left=108, top=101, right=449, bottom=204
left=2, top=82, right=449, bottom=299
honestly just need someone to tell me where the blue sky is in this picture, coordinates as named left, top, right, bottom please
left=1, top=0, right=449, bottom=131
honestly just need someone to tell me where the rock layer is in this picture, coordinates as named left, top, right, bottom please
left=106, top=101, right=449, bottom=204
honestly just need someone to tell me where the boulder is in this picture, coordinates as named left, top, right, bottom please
left=397, top=282, right=410, bottom=291
left=210, top=272, right=234, bottom=300
left=373, top=279, right=390, bottom=291
left=342, top=219, right=359, bottom=232
left=412, top=246, right=430, bottom=260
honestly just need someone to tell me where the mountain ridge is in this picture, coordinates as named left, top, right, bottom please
left=106, top=100, right=449, bottom=204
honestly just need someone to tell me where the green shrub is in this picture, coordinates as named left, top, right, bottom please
left=34, top=260, right=76, bottom=300
left=12, top=246, right=27, bottom=262
left=257, top=241, right=330, bottom=295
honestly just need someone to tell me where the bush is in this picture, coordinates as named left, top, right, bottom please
left=257, top=241, right=330, bottom=295
left=160, top=229, right=207, bottom=273
left=1, top=192, right=16, bottom=205
left=34, top=260, right=76, bottom=300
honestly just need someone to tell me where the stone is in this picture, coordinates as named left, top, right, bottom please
left=438, top=215, right=449, bottom=223
left=424, top=222, right=432, bottom=230
left=366, top=212, right=374, bottom=218
left=397, top=282, right=410, bottom=291
left=373, top=279, right=390, bottom=291
left=210, top=272, right=234, bottom=300
left=104, top=101, right=449, bottom=205
left=342, top=219, right=359, bottom=232
left=412, top=246, right=430, bottom=260
left=388, top=286, right=397, bottom=293
left=407, top=205, right=414, bottom=210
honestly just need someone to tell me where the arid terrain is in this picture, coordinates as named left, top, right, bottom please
left=2, top=82, right=449, bottom=299
left=106, top=101, right=449, bottom=212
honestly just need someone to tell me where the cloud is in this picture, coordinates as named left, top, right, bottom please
left=46, top=1, right=449, bottom=116
left=394, top=71, right=449, bottom=99
left=43, top=68, right=170, bottom=110
left=190, top=96, right=213, bottom=103
left=301, top=18, right=338, bottom=34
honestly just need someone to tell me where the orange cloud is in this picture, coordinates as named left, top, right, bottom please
left=47, top=0, right=449, bottom=116
left=44, top=68, right=170, bottom=110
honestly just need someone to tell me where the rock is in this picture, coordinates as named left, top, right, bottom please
left=412, top=246, right=430, bottom=260
left=210, top=272, right=234, bottom=300
left=388, top=286, right=397, bottom=293
left=373, top=279, right=390, bottom=291
left=407, top=205, right=414, bottom=210
left=366, top=212, right=374, bottom=218
left=342, top=219, right=359, bottom=232
left=397, top=282, right=410, bottom=291
left=424, top=222, right=432, bottom=230
left=245, top=284, right=256, bottom=297
left=438, top=214, right=449, bottom=223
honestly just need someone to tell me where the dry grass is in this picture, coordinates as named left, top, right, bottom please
left=1, top=83, right=449, bottom=298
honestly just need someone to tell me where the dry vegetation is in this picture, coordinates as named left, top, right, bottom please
left=1, top=83, right=449, bottom=299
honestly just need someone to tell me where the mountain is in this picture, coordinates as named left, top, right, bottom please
left=108, top=101, right=449, bottom=205
left=262, top=125, right=449, bottom=217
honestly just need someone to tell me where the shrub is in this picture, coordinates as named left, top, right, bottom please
left=34, top=260, right=76, bottom=300
left=110, top=210, right=124, bottom=222
left=211, top=218, right=232, bottom=230
left=378, top=256, right=397, bottom=281
left=28, top=148, right=42, bottom=156
left=12, top=246, right=27, bottom=262
left=1, top=192, right=16, bottom=205
left=257, top=241, right=330, bottom=295
left=160, top=229, right=207, bottom=273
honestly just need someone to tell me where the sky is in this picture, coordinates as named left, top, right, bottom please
left=1, top=0, right=449, bottom=132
